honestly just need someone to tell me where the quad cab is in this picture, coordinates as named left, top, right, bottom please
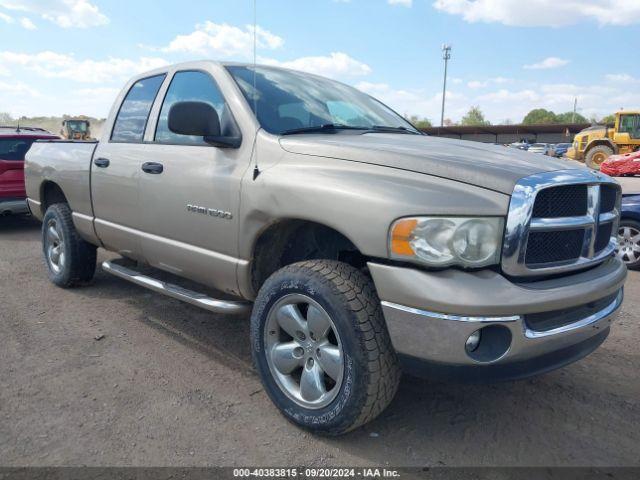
left=24, top=61, right=627, bottom=434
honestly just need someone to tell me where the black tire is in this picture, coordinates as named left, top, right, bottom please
left=42, top=203, right=97, bottom=287
left=250, top=260, right=401, bottom=435
left=616, top=219, right=640, bottom=270
left=585, top=145, right=613, bottom=170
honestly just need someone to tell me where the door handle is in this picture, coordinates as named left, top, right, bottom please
left=94, top=157, right=110, bottom=168
left=141, top=162, right=164, bottom=174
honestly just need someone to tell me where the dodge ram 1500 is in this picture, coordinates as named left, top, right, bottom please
left=25, top=61, right=627, bottom=435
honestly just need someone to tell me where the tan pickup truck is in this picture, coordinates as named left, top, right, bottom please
left=25, top=61, right=627, bottom=435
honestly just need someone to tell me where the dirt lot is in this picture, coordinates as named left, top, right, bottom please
left=1, top=215, right=639, bottom=467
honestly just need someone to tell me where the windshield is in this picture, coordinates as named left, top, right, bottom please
left=226, top=66, right=419, bottom=135
left=66, top=121, right=87, bottom=132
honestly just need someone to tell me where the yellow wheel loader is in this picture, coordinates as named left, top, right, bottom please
left=567, top=111, right=640, bottom=169
left=60, top=119, right=92, bottom=140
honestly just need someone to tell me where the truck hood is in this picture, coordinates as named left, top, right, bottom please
left=279, top=133, right=582, bottom=194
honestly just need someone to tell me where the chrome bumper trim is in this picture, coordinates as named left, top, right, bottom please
left=381, top=289, right=622, bottom=366
left=380, top=301, right=521, bottom=323
left=524, top=290, right=623, bottom=339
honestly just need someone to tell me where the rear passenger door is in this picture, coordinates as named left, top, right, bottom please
left=138, top=69, right=249, bottom=294
left=91, top=74, right=166, bottom=260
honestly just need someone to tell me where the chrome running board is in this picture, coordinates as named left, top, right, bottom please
left=102, top=260, right=252, bottom=315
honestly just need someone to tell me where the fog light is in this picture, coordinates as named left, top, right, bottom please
left=465, top=330, right=481, bottom=352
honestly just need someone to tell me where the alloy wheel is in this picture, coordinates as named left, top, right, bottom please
left=264, top=294, right=344, bottom=409
left=617, top=225, right=640, bottom=265
left=45, top=219, right=65, bottom=274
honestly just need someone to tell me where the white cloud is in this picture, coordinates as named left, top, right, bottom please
left=159, top=21, right=283, bottom=58
left=0, top=79, right=41, bottom=97
left=467, top=76, right=510, bottom=89
left=355, top=76, right=639, bottom=125
left=0, top=11, right=13, bottom=22
left=0, top=51, right=168, bottom=83
left=0, top=0, right=108, bottom=28
left=523, top=57, right=569, bottom=70
left=388, top=0, right=413, bottom=6
left=433, top=0, right=640, bottom=26
left=262, top=52, right=371, bottom=79
left=19, top=16, right=35, bottom=29
left=357, top=81, right=467, bottom=121
left=605, top=73, right=639, bottom=83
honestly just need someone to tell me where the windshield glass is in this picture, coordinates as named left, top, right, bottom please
left=226, top=66, right=419, bottom=135
left=67, top=121, right=87, bottom=132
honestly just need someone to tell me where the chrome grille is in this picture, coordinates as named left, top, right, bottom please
left=502, top=170, right=621, bottom=277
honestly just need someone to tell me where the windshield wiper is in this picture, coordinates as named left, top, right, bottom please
left=280, top=124, right=370, bottom=135
left=369, top=125, right=422, bottom=135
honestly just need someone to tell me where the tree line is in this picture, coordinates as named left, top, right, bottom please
left=406, top=107, right=615, bottom=128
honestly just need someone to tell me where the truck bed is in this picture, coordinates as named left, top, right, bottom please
left=24, top=139, right=98, bottom=233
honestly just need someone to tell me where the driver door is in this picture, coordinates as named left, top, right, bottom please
left=137, top=69, right=249, bottom=295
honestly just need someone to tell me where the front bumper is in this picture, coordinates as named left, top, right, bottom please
left=566, top=147, right=584, bottom=161
left=369, top=258, right=626, bottom=379
left=0, top=198, right=29, bottom=215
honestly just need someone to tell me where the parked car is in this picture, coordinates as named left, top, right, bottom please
left=601, top=151, right=640, bottom=177
left=25, top=61, right=627, bottom=435
left=528, top=143, right=552, bottom=155
left=509, top=141, right=530, bottom=150
left=618, top=193, right=640, bottom=269
left=0, top=126, right=59, bottom=216
left=554, top=143, right=572, bottom=158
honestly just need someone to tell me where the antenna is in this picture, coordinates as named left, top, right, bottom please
left=252, top=0, right=260, bottom=180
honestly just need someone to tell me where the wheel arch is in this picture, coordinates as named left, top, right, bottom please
left=39, top=181, right=68, bottom=215
left=249, top=218, right=369, bottom=296
left=586, top=139, right=618, bottom=155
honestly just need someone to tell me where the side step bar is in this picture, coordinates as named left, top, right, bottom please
left=102, top=261, right=252, bottom=315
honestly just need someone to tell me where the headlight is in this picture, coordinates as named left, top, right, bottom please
left=389, top=217, right=504, bottom=268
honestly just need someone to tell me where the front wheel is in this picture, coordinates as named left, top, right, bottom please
left=617, top=220, right=640, bottom=270
left=585, top=145, right=613, bottom=170
left=250, top=260, right=401, bottom=435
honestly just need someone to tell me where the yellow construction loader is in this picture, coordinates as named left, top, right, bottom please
left=60, top=119, right=92, bottom=140
left=567, top=111, right=640, bottom=169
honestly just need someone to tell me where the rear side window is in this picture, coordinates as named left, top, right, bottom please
left=0, top=138, right=35, bottom=160
left=155, top=70, right=231, bottom=145
left=111, top=74, right=165, bottom=143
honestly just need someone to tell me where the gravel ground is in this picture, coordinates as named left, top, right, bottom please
left=1, top=215, right=639, bottom=467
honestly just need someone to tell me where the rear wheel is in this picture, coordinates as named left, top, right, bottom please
left=42, top=203, right=97, bottom=287
left=250, top=260, right=401, bottom=435
left=585, top=145, right=613, bottom=170
left=616, top=220, right=640, bottom=270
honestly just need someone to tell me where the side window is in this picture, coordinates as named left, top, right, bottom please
left=155, top=71, right=229, bottom=145
left=111, top=74, right=165, bottom=143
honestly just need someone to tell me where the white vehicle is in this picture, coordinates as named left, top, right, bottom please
left=529, top=143, right=552, bottom=155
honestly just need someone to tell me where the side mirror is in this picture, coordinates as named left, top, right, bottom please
left=168, top=101, right=241, bottom=148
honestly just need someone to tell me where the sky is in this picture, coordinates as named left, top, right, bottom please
left=0, top=0, right=639, bottom=124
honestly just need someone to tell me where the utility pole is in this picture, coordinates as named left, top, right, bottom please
left=440, top=44, right=452, bottom=127
left=572, top=97, right=577, bottom=123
